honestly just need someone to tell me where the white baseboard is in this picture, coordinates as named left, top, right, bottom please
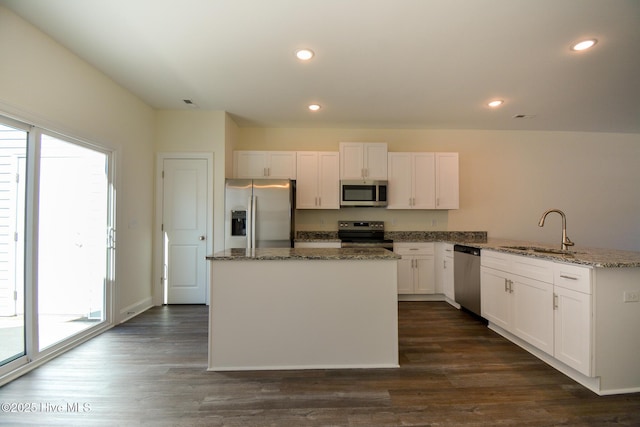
left=118, top=297, right=153, bottom=323
left=398, top=293, right=446, bottom=302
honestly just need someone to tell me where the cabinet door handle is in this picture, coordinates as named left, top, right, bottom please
left=560, top=274, right=578, bottom=280
left=505, top=279, right=514, bottom=293
left=553, top=293, right=559, bottom=310
left=443, top=260, right=447, bottom=269
left=318, top=197, right=321, bottom=206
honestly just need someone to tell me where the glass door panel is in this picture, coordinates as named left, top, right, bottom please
left=0, top=123, right=27, bottom=366
left=38, top=134, right=108, bottom=350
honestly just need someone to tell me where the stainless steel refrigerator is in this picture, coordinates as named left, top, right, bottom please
left=224, top=179, right=294, bottom=249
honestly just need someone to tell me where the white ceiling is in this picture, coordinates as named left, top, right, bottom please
left=2, top=0, right=639, bottom=132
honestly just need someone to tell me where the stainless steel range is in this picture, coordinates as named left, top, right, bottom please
left=338, top=221, right=393, bottom=250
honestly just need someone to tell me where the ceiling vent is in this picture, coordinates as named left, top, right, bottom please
left=183, top=99, right=198, bottom=107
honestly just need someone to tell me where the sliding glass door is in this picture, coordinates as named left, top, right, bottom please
left=0, top=114, right=114, bottom=374
left=37, top=134, right=110, bottom=350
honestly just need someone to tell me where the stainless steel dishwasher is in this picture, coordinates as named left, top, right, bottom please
left=454, top=245, right=482, bottom=317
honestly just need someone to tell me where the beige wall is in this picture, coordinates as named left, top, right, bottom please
left=155, top=110, right=230, bottom=253
left=0, top=6, right=156, bottom=320
left=236, top=127, right=640, bottom=252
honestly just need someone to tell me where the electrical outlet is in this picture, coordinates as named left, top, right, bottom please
left=431, top=219, right=437, bottom=227
left=623, top=291, right=640, bottom=303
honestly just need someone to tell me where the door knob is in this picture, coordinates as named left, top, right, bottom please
left=199, top=236, right=206, bottom=241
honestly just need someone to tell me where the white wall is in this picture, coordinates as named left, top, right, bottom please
left=236, top=127, right=640, bottom=252
left=0, top=6, right=156, bottom=320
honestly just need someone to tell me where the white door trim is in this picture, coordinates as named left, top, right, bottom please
left=154, top=152, right=214, bottom=306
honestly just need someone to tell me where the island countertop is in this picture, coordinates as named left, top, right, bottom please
left=207, top=247, right=400, bottom=261
left=455, top=238, right=640, bottom=268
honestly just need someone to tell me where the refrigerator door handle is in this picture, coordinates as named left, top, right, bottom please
left=251, top=195, right=257, bottom=249
left=246, top=196, right=253, bottom=249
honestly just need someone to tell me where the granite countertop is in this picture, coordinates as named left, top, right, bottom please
left=294, top=230, right=640, bottom=268
left=207, top=247, right=401, bottom=261
left=460, top=238, right=640, bottom=268
left=388, top=231, right=488, bottom=243
left=294, top=231, right=340, bottom=242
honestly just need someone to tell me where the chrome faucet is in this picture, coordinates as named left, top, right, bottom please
left=538, top=209, right=574, bottom=251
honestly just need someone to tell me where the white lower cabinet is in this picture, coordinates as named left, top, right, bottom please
left=435, top=242, right=455, bottom=301
left=481, top=250, right=591, bottom=374
left=553, top=263, right=592, bottom=376
left=394, top=243, right=435, bottom=294
left=442, top=244, right=455, bottom=300
left=481, top=266, right=513, bottom=330
left=481, top=265, right=553, bottom=355
left=511, top=274, right=554, bottom=355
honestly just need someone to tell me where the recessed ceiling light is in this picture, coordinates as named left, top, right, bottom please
left=571, top=39, right=597, bottom=51
left=295, top=49, right=314, bottom=61
left=488, top=100, right=504, bottom=108
left=308, top=104, right=321, bottom=111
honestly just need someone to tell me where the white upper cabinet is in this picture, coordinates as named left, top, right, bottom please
left=234, top=151, right=297, bottom=179
left=339, top=142, right=388, bottom=180
left=435, top=152, right=459, bottom=209
left=295, top=152, right=340, bottom=209
left=387, top=152, right=458, bottom=210
left=387, top=152, right=436, bottom=209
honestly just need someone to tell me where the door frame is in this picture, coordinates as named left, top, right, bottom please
left=154, top=152, right=214, bottom=306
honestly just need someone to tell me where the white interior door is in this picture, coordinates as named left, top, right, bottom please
left=163, top=158, right=207, bottom=304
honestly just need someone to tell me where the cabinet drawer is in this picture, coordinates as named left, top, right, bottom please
left=554, top=263, right=592, bottom=294
left=511, top=255, right=554, bottom=284
left=394, top=242, right=434, bottom=256
left=481, top=250, right=511, bottom=271
left=481, top=250, right=553, bottom=283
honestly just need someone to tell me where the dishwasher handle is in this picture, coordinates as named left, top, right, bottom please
left=454, top=245, right=481, bottom=256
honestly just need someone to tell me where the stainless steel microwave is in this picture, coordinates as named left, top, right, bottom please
left=340, top=180, right=388, bottom=207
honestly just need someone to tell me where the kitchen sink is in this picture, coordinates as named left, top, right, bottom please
left=499, top=245, right=580, bottom=255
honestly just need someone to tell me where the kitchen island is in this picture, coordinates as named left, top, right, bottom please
left=470, top=240, right=640, bottom=395
left=206, top=247, right=400, bottom=371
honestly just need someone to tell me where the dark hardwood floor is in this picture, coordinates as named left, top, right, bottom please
left=1, top=302, right=639, bottom=426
